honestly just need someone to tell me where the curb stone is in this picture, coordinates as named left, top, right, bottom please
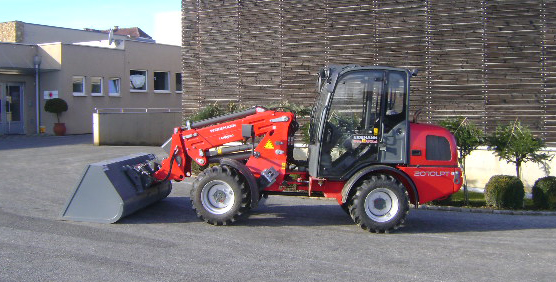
left=0, top=134, right=53, bottom=139
left=302, top=200, right=556, bottom=216
left=419, top=204, right=556, bottom=216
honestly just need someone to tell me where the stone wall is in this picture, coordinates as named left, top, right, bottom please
left=0, top=21, right=23, bottom=43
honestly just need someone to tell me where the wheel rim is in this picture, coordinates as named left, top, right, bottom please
left=364, top=188, right=399, bottom=223
left=201, top=180, right=235, bottom=215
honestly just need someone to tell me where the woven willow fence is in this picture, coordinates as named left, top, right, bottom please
left=182, top=0, right=556, bottom=145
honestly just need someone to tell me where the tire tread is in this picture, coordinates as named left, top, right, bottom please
left=190, top=165, right=250, bottom=226
left=348, top=174, right=409, bottom=233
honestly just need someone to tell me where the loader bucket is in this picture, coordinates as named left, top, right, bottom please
left=61, top=153, right=172, bottom=223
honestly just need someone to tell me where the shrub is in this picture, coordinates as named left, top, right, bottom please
left=188, top=103, right=227, bottom=122
left=484, top=175, right=525, bottom=209
left=532, top=176, right=556, bottom=210
left=44, top=98, right=68, bottom=123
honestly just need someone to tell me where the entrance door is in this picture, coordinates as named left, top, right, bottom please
left=0, top=83, right=25, bottom=134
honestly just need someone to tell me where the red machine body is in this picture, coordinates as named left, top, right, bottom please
left=154, top=107, right=294, bottom=186
left=150, top=65, right=463, bottom=233
left=62, top=64, right=462, bottom=232
left=154, top=108, right=462, bottom=206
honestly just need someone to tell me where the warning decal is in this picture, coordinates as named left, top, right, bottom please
left=264, top=140, right=275, bottom=149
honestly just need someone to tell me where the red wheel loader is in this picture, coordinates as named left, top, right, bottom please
left=62, top=65, right=462, bottom=233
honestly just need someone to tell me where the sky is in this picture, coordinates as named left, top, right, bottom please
left=0, top=0, right=182, bottom=45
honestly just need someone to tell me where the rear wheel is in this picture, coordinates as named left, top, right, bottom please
left=191, top=165, right=250, bottom=225
left=349, top=174, right=409, bottom=233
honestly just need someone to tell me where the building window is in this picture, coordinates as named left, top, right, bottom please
left=72, top=76, right=85, bottom=96
left=91, top=77, right=103, bottom=96
left=108, top=78, right=121, bottom=96
left=130, top=70, right=147, bottom=91
left=175, top=73, right=182, bottom=93
left=154, top=71, right=170, bottom=92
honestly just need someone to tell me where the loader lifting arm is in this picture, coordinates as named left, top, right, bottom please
left=152, top=106, right=296, bottom=186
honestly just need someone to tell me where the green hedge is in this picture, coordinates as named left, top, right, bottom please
left=532, top=176, right=556, bottom=210
left=484, top=175, right=525, bottom=209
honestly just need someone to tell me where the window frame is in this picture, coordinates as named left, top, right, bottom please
left=72, top=76, right=86, bottom=96
left=130, top=70, right=148, bottom=92
left=90, top=77, right=103, bottom=96
left=154, top=71, right=170, bottom=93
left=108, top=77, right=121, bottom=97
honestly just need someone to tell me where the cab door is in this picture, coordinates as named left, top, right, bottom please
left=378, top=71, right=409, bottom=164
left=317, top=70, right=384, bottom=178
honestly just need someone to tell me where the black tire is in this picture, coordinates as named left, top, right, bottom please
left=190, top=165, right=250, bottom=225
left=348, top=174, right=409, bottom=233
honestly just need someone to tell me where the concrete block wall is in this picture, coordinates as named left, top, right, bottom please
left=93, top=112, right=181, bottom=146
left=465, top=148, right=556, bottom=191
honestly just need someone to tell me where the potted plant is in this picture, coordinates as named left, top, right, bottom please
left=44, top=98, right=68, bottom=136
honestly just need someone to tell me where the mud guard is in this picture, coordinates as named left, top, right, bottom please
left=219, top=158, right=260, bottom=209
left=341, top=165, right=419, bottom=207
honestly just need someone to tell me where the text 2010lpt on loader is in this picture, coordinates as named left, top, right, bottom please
left=62, top=65, right=463, bottom=233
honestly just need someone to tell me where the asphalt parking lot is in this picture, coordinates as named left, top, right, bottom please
left=1, top=135, right=555, bottom=282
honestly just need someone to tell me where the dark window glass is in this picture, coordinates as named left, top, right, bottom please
left=154, top=72, right=169, bottom=91
left=175, top=73, right=182, bottom=92
left=426, top=135, right=451, bottom=161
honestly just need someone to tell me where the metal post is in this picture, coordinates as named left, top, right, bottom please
left=33, top=55, right=42, bottom=134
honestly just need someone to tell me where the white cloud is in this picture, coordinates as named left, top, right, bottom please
left=153, top=11, right=181, bottom=46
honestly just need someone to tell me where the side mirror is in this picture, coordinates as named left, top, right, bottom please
left=411, top=69, right=419, bottom=77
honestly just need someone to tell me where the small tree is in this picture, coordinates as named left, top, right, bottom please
left=440, top=117, right=485, bottom=205
left=487, top=120, right=552, bottom=179
left=44, top=98, right=68, bottom=123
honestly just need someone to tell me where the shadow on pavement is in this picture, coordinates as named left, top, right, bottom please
left=118, top=197, right=195, bottom=224
left=0, top=209, right=177, bottom=248
left=402, top=209, right=556, bottom=234
left=119, top=196, right=556, bottom=233
left=119, top=196, right=353, bottom=226
left=0, top=134, right=93, bottom=150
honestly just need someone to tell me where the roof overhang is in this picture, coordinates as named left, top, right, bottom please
left=0, top=67, right=59, bottom=75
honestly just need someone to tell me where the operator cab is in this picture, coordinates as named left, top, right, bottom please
left=307, top=65, right=411, bottom=179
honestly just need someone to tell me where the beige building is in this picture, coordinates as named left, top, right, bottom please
left=0, top=21, right=181, bottom=135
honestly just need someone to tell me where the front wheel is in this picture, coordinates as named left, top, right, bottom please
left=349, top=174, right=409, bottom=233
left=190, top=165, right=250, bottom=225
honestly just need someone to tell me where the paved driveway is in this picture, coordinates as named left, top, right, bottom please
left=1, top=135, right=555, bottom=281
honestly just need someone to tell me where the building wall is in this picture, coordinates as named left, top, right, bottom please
left=2, top=22, right=128, bottom=45
left=0, top=42, right=37, bottom=69
left=38, top=42, right=182, bottom=135
left=181, top=0, right=556, bottom=146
